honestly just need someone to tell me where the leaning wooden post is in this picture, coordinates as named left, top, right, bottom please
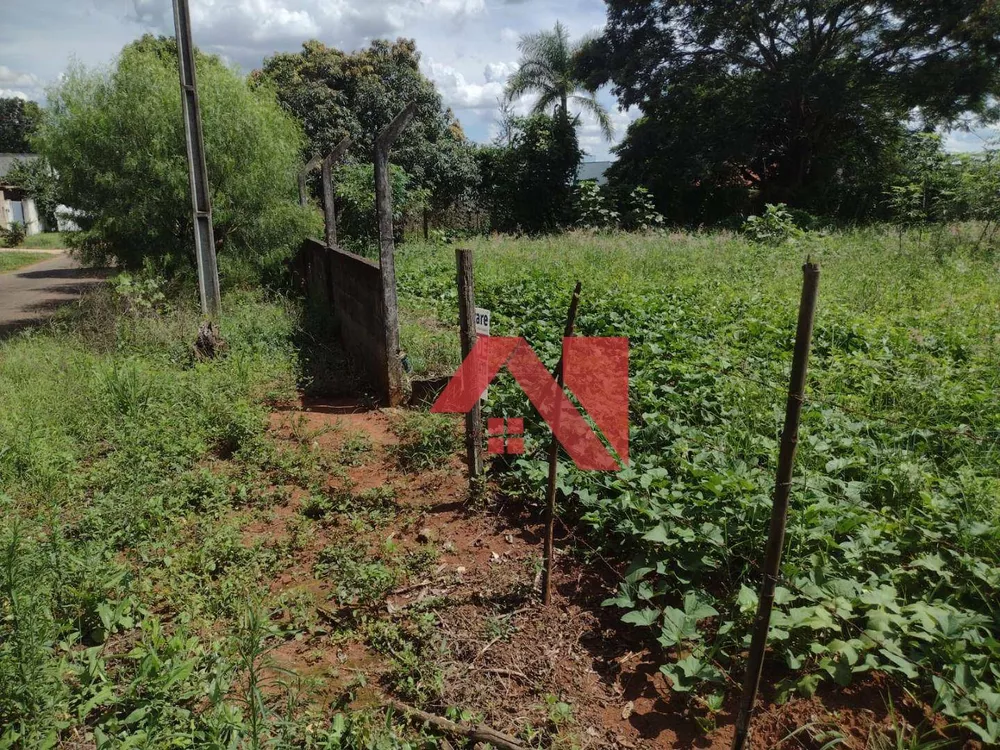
left=322, top=136, right=352, bottom=247
left=298, top=153, right=322, bottom=208
left=375, top=101, right=417, bottom=407
left=731, top=260, right=820, bottom=750
left=455, top=248, right=484, bottom=480
left=541, top=281, right=582, bottom=606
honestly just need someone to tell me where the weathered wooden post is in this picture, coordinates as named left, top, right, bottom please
left=322, top=136, right=352, bottom=248
left=731, top=260, right=820, bottom=750
left=375, top=101, right=417, bottom=407
left=455, top=248, right=484, bottom=480
left=541, top=281, right=582, bottom=605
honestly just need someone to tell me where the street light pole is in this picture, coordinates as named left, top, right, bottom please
left=172, top=0, right=221, bottom=317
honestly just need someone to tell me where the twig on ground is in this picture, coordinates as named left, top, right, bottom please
left=388, top=699, right=525, bottom=750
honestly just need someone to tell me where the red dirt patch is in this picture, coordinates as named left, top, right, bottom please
left=240, top=398, right=951, bottom=749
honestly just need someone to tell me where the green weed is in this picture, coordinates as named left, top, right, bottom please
left=387, top=410, right=461, bottom=471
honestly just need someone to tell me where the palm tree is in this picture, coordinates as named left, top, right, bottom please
left=504, top=21, right=614, bottom=141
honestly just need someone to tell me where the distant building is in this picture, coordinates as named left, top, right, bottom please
left=576, top=160, right=613, bottom=187
left=0, top=153, right=43, bottom=235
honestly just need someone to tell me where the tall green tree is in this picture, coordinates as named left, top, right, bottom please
left=253, top=39, right=478, bottom=215
left=580, top=0, right=1000, bottom=221
left=0, top=98, right=43, bottom=153
left=505, top=21, right=613, bottom=141
left=477, top=113, right=582, bottom=233
left=36, top=35, right=318, bottom=279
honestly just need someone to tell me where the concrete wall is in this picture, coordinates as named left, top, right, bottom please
left=299, top=239, right=403, bottom=405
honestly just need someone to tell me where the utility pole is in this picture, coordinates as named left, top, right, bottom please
left=172, top=0, right=221, bottom=317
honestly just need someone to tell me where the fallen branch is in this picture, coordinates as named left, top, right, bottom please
left=388, top=699, right=524, bottom=750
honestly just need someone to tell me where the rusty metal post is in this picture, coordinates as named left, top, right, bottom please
left=731, top=261, right=821, bottom=750
left=172, top=0, right=220, bottom=317
left=541, top=281, right=582, bottom=605
left=455, top=248, right=484, bottom=480
left=374, top=101, right=417, bottom=407
left=322, top=136, right=352, bottom=248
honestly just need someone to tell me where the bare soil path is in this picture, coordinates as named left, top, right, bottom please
left=0, top=251, right=108, bottom=338
left=243, top=401, right=919, bottom=749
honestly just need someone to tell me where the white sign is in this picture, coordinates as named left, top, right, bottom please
left=474, top=307, right=491, bottom=401
left=475, top=307, right=491, bottom=337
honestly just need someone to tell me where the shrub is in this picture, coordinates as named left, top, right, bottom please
left=1, top=222, right=26, bottom=248
left=742, top=203, right=803, bottom=245
left=476, top=113, right=582, bottom=234
left=333, top=163, right=427, bottom=257
left=35, top=35, right=320, bottom=282
left=577, top=181, right=619, bottom=230
left=623, top=186, right=665, bottom=232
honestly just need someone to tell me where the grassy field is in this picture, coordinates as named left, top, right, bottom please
left=19, top=231, right=69, bottom=250
left=0, top=251, right=52, bottom=273
left=397, top=227, right=1000, bottom=742
left=2, top=227, right=997, bottom=746
left=0, top=287, right=318, bottom=746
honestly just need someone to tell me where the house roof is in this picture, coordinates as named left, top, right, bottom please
left=576, top=160, right=613, bottom=186
left=0, top=153, right=38, bottom=185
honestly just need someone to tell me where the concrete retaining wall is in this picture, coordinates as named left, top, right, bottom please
left=298, top=239, right=402, bottom=405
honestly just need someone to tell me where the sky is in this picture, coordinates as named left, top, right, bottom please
left=0, top=0, right=638, bottom=161
left=0, top=0, right=992, bottom=159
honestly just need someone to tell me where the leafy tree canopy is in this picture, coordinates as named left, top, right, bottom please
left=0, top=98, right=43, bottom=153
left=36, top=35, right=319, bottom=280
left=580, top=0, right=1000, bottom=221
left=253, top=39, right=478, bottom=212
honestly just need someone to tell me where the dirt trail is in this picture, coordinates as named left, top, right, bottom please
left=0, top=252, right=108, bottom=338
left=242, top=401, right=911, bottom=749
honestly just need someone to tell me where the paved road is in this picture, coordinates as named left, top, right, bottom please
left=0, top=252, right=108, bottom=338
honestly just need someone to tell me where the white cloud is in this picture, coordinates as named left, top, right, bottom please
left=424, top=59, right=505, bottom=110
left=2, top=0, right=620, bottom=146
left=484, top=61, right=517, bottom=84
left=0, top=89, right=31, bottom=100
left=0, top=66, right=41, bottom=88
left=944, top=127, right=998, bottom=153
left=576, top=104, right=637, bottom=161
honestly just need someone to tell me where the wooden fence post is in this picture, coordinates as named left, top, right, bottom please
left=322, top=136, right=352, bottom=248
left=731, top=261, right=821, bottom=750
left=541, top=281, right=583, bottom=606
left=374, top=101, right=417, bottom=407
left=455, top=248, right=484, bottom=480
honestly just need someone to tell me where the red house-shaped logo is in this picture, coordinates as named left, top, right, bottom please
left=431, top=337, right=629, bottom=471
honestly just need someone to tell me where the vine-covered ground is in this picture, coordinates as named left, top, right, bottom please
left=397, top=227, right=1000, bottom=744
